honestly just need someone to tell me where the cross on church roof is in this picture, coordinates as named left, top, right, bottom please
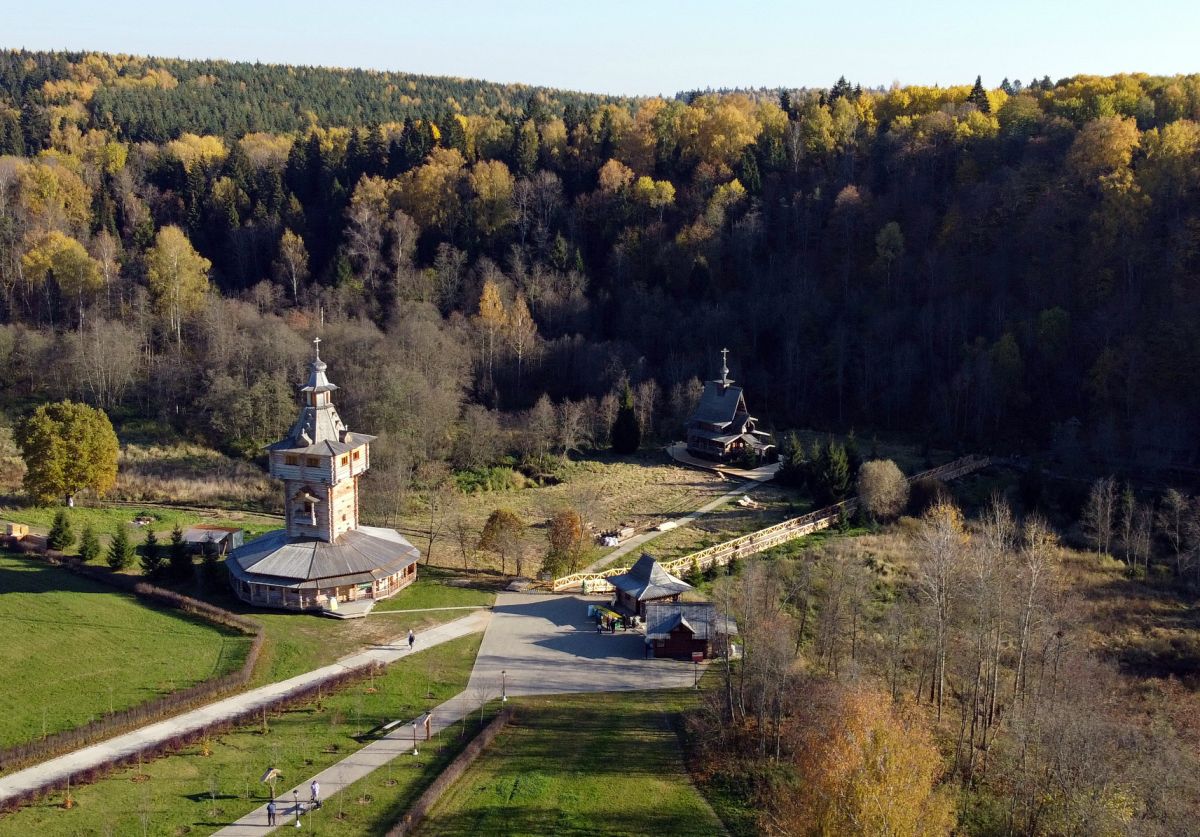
left=720, top=347, right=730, bottom=384
left=312, top=336, right=321, bottom=361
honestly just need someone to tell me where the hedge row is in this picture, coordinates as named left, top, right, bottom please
left=385, top=707, right=514, bottom=836
left=0, top=659, right=386, bottom=813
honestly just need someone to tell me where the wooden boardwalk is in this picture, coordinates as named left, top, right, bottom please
left=552, top=455, right=992, bottom=593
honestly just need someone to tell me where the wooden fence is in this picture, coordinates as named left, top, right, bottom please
left=551, top=455, right=991, bottom=593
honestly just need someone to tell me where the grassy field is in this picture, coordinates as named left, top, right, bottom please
left=416, top=690, right=725, bottom=837
left=0, top=553, right=253, bottom=751
left=0, top=503, right=281, bottom=549
left=0, top=634, right=484, bottom=837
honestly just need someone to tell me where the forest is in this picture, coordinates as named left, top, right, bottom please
left=4, top=51, right=1200, bottom=482
left=4, top=48, right=1200, bottom=837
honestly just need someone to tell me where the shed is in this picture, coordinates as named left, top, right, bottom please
left=645, top=602, right=738, bottom=660
left=182, top=525, right=245, bottom=555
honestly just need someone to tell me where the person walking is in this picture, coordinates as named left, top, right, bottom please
left=310, top=778, right=321, bottom=809
left=267, top=800, right=277, bottom=826
left=408, top=629, right=415, bottom=651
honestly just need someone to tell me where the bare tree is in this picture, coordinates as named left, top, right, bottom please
left=1156, top=489, right=1191, bottom=579
left=912, top=501, right=967, bottom=719
left=1081, top=476, right=1116, bottom=557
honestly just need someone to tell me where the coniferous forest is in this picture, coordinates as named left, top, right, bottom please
left=3, top=49, right=1200, bottom=470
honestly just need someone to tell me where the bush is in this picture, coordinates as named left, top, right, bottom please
left=857, top=459, right=909, bottom=521
left=454, top=466, right=529, bottom=494
left=47, top=510, right=75, bottom=552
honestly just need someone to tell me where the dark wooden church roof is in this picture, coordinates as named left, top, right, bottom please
left=606, top=553, right=693, bottom=601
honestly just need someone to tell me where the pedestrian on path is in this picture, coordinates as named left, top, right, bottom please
left=408, top=629, right=415, bottom=650
left=310, top=778, right=321, bottom=809
left=267, top=800, right=276, bottom=825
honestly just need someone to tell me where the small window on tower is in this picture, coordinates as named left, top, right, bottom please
left=341, top=455, right=348, bottom=466
left=305, top=456, right=320, bottom=467
left=285, top=454, right=299, bottom=466
left=353, top=450, right=361, bottom=461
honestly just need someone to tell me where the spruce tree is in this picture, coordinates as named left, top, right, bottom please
left=967, top=76, right=991, bottom=113
left=140, top=529, right=163, bottom=577
left=611, top=384, right=641, bottom=455
left=47, top=510, right=75, bottom=552
left=169, top=524, right=192, bottom=579
left=78, top=524, right=101, bottom=563
left=106, top=527, right=134, bottom=570
left=688, top=557, right=704, bottom=587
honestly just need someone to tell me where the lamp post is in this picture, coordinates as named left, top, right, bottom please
left=293, top=789, right=301, bottom=826
left=412, top=722, right=419, bottom=756
left=501, top=669, right=507, bottom=702
left=693, top=659, right=699, bottom=689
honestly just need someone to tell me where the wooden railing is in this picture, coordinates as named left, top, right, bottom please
left=551, top=455, right=992, bottom=592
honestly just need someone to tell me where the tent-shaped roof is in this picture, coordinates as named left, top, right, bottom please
left=268, top=347, right=377, bottom=455
left=689, top=381, right=747, bottom=427
left=645, top=602, right=738, bottom=641
left=607, top=553, right=693, bottom=601
left=226, top=525, right=419, bottom=590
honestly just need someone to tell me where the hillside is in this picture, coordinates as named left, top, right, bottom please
left=2, top=54, right=1200, bottom=477
left=0, top=49, right=628, bottom=141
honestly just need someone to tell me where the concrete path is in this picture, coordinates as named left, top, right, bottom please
left=214, top=592, right=697, bottom=834
left=0, top=610, right=491, bottom=805
left=212, top=681, right=483, bottom=835
left=583, top=471, right=772, bottom=573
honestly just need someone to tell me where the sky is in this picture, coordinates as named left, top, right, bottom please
left=4, top=0, right=1199, bottom=97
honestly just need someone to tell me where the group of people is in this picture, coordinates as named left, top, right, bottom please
left=265, top=780, right=321, bottom=826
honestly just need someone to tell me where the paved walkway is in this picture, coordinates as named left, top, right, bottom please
left=0, top=610, right=491, bottom=805
left=213, top=676, right=484, bottom=835
left=583, top=464, right=774, bottom=573
left=214, top=592, right=697, bottom=833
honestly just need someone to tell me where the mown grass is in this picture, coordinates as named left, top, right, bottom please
left=370, top=571, right=497, bottom=614
left=0, top=553, right=252, bottom=751
left=0, top=634, right=484, bottom=837
left=0, top=503, right=281, bottom=549
left=416, top=690, right=725, bottom=837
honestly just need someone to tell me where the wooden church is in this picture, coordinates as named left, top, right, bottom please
left=685, top=349, right=775, bottom=463
left=225, top=339, right=420, bottom=612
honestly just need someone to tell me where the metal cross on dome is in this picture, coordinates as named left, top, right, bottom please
left=721, top=347, right=730, bottom=381
left=312, top=336, right=321, bottom=360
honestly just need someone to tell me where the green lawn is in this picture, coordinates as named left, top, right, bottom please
left=371, top=572, right=497, bottom=613
left=0, top=634, right=484, bottom=837
left=416, top=690, right=725, bottom=837
left=0, top=553, right=253, bottom=751
left=0, top=503, right=282, bottom=550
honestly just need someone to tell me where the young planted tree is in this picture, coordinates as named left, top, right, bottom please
left=106, top=527, right=134, bottom=569
left=14, top=401, right=119, bottom=506
left=47, top=510, right=75, bottom=552
left=140, top=529, right=164, bottom=577
left=168, top=523, right=192, bottom=579
left=78, top=523, right=101, bottom=563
